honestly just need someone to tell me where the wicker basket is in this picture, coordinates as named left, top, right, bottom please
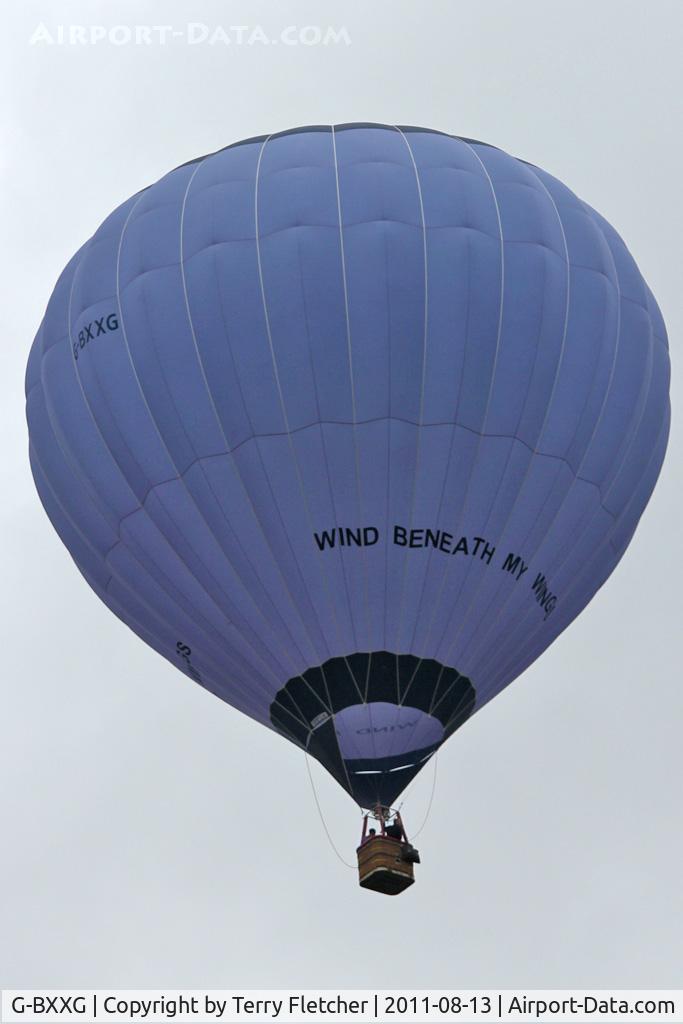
left=356, top=835, right=415, bottom=895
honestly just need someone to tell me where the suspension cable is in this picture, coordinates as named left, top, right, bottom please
left=407, top=752, right=439, bottom=841
left=304, top=754, right=357, bottom=869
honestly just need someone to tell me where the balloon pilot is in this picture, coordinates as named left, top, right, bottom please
left=357, top=805, right=420, bottom=895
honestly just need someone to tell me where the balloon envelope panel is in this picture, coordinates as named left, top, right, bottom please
left=26, top=124, right=670, bottom=807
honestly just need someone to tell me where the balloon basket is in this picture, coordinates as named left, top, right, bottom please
left=356, top=834, right=416, bottom=895
left=356, top=806, right=419, bottom=894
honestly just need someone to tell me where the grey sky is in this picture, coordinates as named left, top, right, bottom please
left=1, top=0, right=681, bottom=990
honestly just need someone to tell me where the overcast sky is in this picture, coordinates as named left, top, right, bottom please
left=1, top=0, right=681, bottom=992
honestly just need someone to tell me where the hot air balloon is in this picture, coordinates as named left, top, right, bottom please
left=26, top=124, right=670, bottom=894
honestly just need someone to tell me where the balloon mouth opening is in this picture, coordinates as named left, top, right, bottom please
left=270, top=650, right=475, bottom=806
left=332, top=702, right=444, bottom=760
